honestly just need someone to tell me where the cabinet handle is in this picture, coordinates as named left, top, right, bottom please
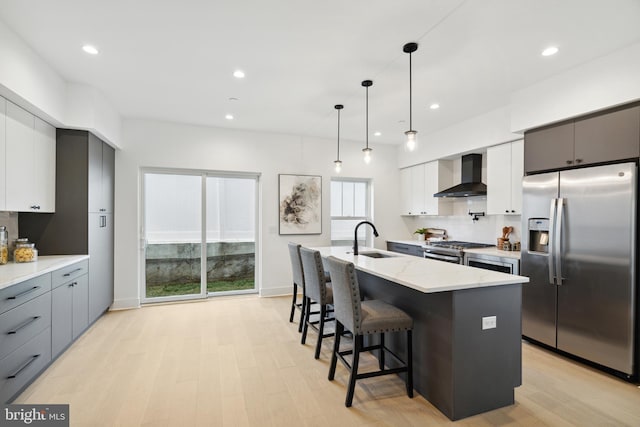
left=505, top=209, right=509, bottom=213
left=7, top=316, right=42, bottom=335
left=100, top=208, right=106, bottom=212
left=511, top=210, right=516, bottom=213
left=63, top=268, right=83, bottom=277
left=68, top=282, right=78, bottom=288
left=565, top=160, right=573, bottom=165
left=575, top=158, right=583, bottom=164
left=6, top=286, right=41, bottom=301
left=7, top=354, right=41, bottom=379
left=30, top=205, right=41, bottom=210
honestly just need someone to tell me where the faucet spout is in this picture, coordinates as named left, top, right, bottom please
left=353, top=221, right=379, bottom=256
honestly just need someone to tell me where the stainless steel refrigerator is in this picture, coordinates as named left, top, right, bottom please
left=521, top=162, right=636, bottom=376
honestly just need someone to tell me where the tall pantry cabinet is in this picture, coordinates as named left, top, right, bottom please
left=20, top=130, right=114, bottom=323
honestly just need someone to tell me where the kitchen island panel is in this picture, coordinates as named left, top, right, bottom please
left=356, top=269, right=522, bottom=421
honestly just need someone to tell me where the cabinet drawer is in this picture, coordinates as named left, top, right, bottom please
left=52, top=260, right=89, bottom=289
left=0, top=327, right=51, bottom=404
left=0, top=274, right=51, bottom=315
left=0, top=292, right=51, bottom=360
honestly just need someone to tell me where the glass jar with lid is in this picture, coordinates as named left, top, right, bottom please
left=0, top=226, right=8, bottom=265
left=14, top=238, right=38, bottom=263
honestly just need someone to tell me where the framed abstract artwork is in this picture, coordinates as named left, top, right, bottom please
left=278, top=174, right=322, bottom=235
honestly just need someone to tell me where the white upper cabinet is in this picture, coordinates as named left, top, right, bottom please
left=487, top=140, right=523, bottom=215
left=0, top=98, right=6, bottom=210
left=400, top=160, right=453, bottom=216
left=5, top=100, right=56, bottom=212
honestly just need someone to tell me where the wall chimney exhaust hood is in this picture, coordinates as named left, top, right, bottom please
left=434, top=153, right=486, bottom=198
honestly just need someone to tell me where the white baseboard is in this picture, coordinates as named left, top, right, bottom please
left=260, top=286, right=292, bottom=297
left=110, top=298, right=141, bottom=310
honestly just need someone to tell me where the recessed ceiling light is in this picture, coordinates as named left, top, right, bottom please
left=82, top=45, right=99, bottom=55
left=233, top=70, right=245, bottom=79
left=430, top=103, right=440, bottom=110
left=541, top=46, right=559, bottom=57
left=397, top=120, right=405, bottom=124
left=225, top=114, right=234, bottom=120
left=228, top=97, right=239, bottom=101
left=374, top=131, right=382, bottom=137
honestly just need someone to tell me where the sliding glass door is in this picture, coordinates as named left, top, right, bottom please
left=142, top=170, right=258, bottom=303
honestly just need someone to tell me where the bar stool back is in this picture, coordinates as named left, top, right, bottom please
left=299, top=247, right=334, bottom=359
left=287, top=242, right=305, bottom=332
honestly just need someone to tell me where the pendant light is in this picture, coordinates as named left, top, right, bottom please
left=403, top=42, right=418, bottom=151
left=334, top=104, right=344, bottom=173
left=362, top=80, right=373, bottom=164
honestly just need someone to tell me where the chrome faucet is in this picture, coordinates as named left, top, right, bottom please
left=353, top=221, right=379, bottom=256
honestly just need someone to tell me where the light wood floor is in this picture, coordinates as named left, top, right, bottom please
left=15, top=295, right=640, bottom=426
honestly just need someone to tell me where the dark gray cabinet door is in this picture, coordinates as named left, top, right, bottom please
left=102, top=143, right=115, bottom=214
left=72, top=274, right=89, bottom=339
left=87, top=133, right=103, bottom=214
left=51, top=283, right=73, bottom=358
left=88, top=213, right=113, bottom=323
left=574, top=106, right=640, bottom=165
left=524, top=122, right=575, bottom=173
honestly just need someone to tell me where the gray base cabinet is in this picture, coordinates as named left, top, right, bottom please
left=51, top=260, right=89, bottom=358
left=0, top=274, right=53, bottom=403
left=1, top=259, right=90, bottom=403
left=386, top=241, right=425, bottom=257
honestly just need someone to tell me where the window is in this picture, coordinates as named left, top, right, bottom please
left=330, top=178, right=372, bottom=246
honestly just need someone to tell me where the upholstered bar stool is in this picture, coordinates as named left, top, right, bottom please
left=325, top=256, right=414, bottom=407
left=299, top=247, right=334, bottom=359
left=287, top=242, right=306, bottom=332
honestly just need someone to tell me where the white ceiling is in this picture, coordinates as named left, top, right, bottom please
left=1, top=0, right=640, bottom=145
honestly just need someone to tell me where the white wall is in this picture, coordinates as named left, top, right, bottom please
left=114, top=119, right=405, bottom=309
left=511, top=41, right=640, bottom=132
left=0, top=18, right=122, bottom=146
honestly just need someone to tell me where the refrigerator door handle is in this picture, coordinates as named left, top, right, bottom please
left=555, top=198, right=564, bottom=285
left=548, top=198, right=557, bottom=285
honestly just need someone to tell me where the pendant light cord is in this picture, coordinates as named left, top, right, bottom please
left=365, top=85, right=369, bottom=149
left=409, top=51, right=413, bottom=131
left=337, top=108, right=341, bottom=159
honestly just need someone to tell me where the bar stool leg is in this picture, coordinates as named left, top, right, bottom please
left=314, top=305, right=326, bottom=359
left=379, top=332, right=385, bottom=370
left=301, top=297, right=310, bottom=344
left=289, top=282, right=298, bottom=322
left=298, top=289, right=306, bottom=333
left=346, top=335, right=362, bottom=407
left=328, top=322, right=342, bottom=380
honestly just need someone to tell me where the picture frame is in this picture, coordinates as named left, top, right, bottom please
left=278, top=174, right=322, bottom=235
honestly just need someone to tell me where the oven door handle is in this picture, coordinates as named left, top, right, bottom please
left=424, top=251, right=460, bottom=263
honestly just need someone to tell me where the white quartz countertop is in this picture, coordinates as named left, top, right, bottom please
left=0, top=255, right=90, bottom=291
left=313, top=246, right=528, bottom=293
left=463, top=247, right=521, bottom=260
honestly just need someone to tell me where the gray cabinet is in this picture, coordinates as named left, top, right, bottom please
left=19, top=129, right=115, bottom=324
left=51, top=260, right=89, bottom=358
left=524, top=122, right=574, bottom=173
left=0, top=273, right=53, bottom=404
left=386, top=241, right=424, bottom=257
left=574, top=106, right=640, bottom=165
left=525, top=104, right=640, bottom=173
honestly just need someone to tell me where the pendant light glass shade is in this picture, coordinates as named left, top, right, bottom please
left=334, top=104, right=344, bottom=173
left=362, top=80, right=373, bottom=164
left=403, top=42, right=418, bottom=152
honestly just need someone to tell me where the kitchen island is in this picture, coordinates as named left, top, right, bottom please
left=313, top=246, right=529, bottom=421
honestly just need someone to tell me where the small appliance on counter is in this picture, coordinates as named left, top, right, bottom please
left=0, top=226, right=8, bottom=265
left=13, top=238, right=38, bottom=263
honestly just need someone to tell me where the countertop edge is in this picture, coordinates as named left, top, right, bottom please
left=0, top=255, right=90, bottom=290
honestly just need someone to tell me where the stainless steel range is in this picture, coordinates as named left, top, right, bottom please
left=423, top=241, right=494, bottom=264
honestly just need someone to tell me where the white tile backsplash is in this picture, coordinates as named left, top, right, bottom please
left=410, top=198, right=522, bottom=245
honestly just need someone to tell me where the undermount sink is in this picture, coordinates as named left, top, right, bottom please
left=357, top=251, right=398, bottom=259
